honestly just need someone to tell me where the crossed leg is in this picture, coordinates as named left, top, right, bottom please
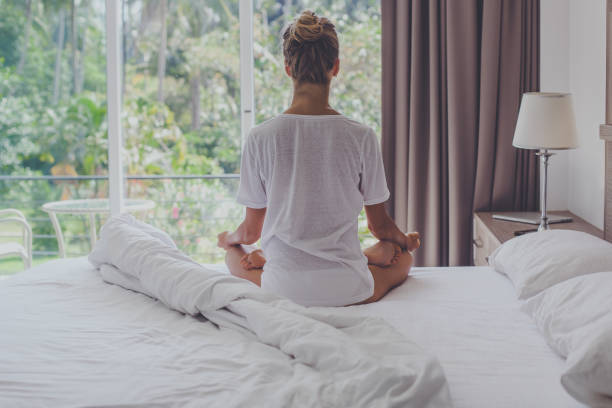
left=354, top=244, right=414, bottom=305
left=224, top=233, right=419, bottom=304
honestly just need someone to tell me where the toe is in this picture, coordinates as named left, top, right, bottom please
left=406, top=233, right=420, bottom=250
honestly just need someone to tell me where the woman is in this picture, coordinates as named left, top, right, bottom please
left=217, top=10, right=419, bottom=307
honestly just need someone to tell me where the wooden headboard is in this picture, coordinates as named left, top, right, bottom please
left=601, top=0, right=612, bottom=242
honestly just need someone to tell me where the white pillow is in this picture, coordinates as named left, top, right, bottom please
left=489, top=229, right=612, bottom=299
left=522, top=272, right=612, bottom=406
left=561, top=326, right=612, bottom=408
left=522, top=271, right=612, bottom=357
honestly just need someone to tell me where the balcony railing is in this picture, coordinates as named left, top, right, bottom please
left=1, top=174, right=374, bottom=275
left=0, top=175, right=241, bottom=270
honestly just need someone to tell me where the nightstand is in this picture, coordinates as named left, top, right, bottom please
left=472, top=211, right=603, bottom=266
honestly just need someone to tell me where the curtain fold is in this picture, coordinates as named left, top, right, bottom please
left=381, top=0, right=540, bottom=266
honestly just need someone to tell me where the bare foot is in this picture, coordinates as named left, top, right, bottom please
left=364, top=241, right=401, bottom=267
left=240, top=249, right=266, bottom=270
left=404, top=232, right=421, bottom=252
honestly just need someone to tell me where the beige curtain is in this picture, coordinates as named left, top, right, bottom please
left=381, top=0, right=540, bottom=266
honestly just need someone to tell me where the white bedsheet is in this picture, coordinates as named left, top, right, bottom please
left=0, top=215, right=450, bottom=408
left=345, top=266, right=586, bottom=408
left=0, top=259, right=583, bottom=407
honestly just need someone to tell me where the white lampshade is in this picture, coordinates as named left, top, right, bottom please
left=513, top=92, right=579, bottom=150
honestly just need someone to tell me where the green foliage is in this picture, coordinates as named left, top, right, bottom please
left=0, top=94, right=39, bottom=174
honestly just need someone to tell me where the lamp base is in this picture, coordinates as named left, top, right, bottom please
left=492, top=212, right=573, bottom=225
left=536, top=149, right=554, bottom=232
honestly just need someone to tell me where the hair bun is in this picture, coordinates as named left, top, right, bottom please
left=290, top=10, right=332, bottom=43
left=282, top=10, right=339, bottom=84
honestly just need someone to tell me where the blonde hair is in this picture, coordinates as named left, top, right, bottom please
left=282, top=10, right=339, bottom=85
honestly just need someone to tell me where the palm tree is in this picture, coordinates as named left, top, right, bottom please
left=52, top=7, right=66, bottom=104
left=70, top=0, right=78, bottom=94
left=157, top=0, right=167, bottom=103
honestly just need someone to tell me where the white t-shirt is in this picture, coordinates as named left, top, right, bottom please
left=237, top=114, right=390, bottom=306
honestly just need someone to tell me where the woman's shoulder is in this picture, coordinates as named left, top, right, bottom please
left=266, top=113, right=373, bottom=130
left=249, top=114, right=376, bottom=141
left=248, top=116, right=285, bottom=141
left=332, top=115, right=374, bottom=134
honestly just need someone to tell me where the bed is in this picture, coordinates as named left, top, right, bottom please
left=0, top=255, right=584, bottom=407
left=4, top=2, right=612, bottom=405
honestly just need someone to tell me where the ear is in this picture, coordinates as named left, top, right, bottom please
left=332, top=59, right=340, bottom=77
left=285, top=64, right=292, bottom=77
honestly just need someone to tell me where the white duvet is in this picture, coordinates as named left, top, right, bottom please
left=27, top=214, right=450, bottom=408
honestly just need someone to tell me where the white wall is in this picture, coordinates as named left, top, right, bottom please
left=568, top=0, right=606, bottom=228
left=540, top=0, right=606, bottom=228
left=540, top=0, right=570, bottom=211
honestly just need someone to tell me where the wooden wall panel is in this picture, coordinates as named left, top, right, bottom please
left=602, top=0, right=612, bottom=242
left=607, top=142, right=612, bottom=242
left=608, top=0, right=612, bottom=122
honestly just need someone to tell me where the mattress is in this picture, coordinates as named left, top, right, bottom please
left=0, top=258, right=582, bottom=407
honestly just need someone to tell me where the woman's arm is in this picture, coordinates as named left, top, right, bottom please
left=217, top=207, right=266, bottom=249
left=365, top=203, right=416, bottom=250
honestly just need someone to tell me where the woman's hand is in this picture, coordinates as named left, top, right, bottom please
left=402, top=232, right=421, bottom=252
left=365, top=203, right=421, bottom=251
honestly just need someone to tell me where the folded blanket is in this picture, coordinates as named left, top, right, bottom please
left=89, top=214, right=452, bottom=408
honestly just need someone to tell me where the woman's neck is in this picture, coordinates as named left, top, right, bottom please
left=284, top=82, right=340, bottom=115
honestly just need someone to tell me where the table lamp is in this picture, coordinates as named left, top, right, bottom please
left=511, top=92, right=579, bottom=231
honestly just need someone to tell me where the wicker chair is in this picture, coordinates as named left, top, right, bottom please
left=0, top=209, right=32, bottom=270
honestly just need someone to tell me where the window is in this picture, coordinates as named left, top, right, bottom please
left=0, top=0, right=107, bottom=273
left=0, top=0, right=381, bottom=274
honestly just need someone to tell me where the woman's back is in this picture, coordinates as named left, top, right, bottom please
left=237, top=114, right=389, bottom=306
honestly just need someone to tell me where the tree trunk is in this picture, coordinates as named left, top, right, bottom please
left=76, top=15, right=87, bottom=94
left=53, top=8, right=66, bottom=105
left=122, top=0, right=133, bottom=98
left=157, top=0, right=167, bottom=103
left=126, top=0, right=133, bottom=56
left=75, top=0, right=90, bottom=94
left=16, top=0, right=33, bottom=74
left=70, top=0, right=78, bottom=94
left=138, top=0, right=156, bottom=40
left=190, top=71, right=201, bottom=130
left=283, top=0, right=292, bottom=15
left=122, top=0, right=127, bottom=97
